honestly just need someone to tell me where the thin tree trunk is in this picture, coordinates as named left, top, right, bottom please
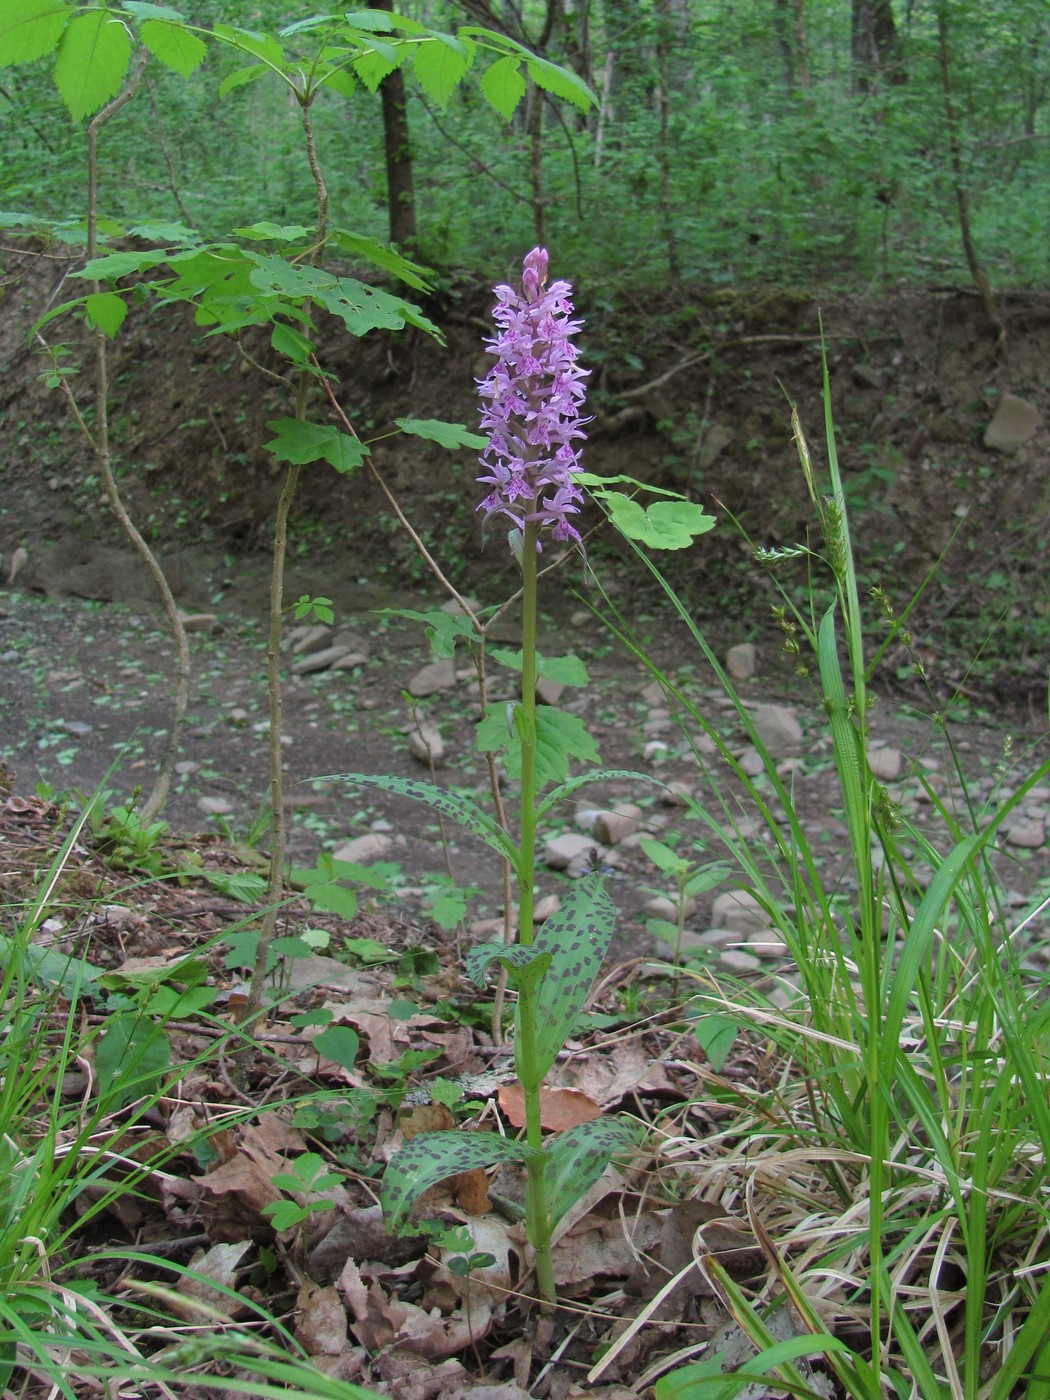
left=376, top=3, right=417, bottom=249
left=936, top=1, right=1006, bottom=352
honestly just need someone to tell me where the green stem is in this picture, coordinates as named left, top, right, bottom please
left=514, top=519, right=555, bottom=1307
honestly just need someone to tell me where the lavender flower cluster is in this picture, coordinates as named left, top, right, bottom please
left=477, top=247, right=589, bottom=552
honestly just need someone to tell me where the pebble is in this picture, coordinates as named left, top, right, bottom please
left=59, top=720, right=92, bottom=737
left=746, top=931, right=789, bottom=958
left=175, top=760, right=200, bottom=775
left=737, top=746, right=764, bottom=777
left=593, top=803, right=646, bottom=845
left=407, top=659, right=456, bottom=697
left=1003, top=815, right=1045, bottom=850
left=747, top=702, right=803, bottom=757
left=868, top=744, right=903, bottom=781
left=293, top=645, right=353, bottom=674
left=331, top=833, right=393, bottom=863
left=533, top=894, right=561, bottom=922
left=197, top=796, right=234, bottom=816
left=407, top=723, right=444, bottom=767
left=726, top=642, right=756, bottom=680
left=659, top=780, right=692, bottom=805
left=644, top=740, right=669, bottom=762
left=290, top=624, right=332, bottom=654
left=710, top=889, right=769, bottom=936
left=719, top=949, right=763, bottom=974
left=544, top=831, right=599, bottom=873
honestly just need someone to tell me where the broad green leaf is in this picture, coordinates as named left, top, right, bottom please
left=314, top=1026, right=360, bottom=1070
left=264, top=419, right=368, bottom=474
left=382, top=1131, right=534, bottom=1233
left=544, top=1116, right=640, bottom=1225
left=411, top=31, right=471, bottom=108
left=524, top=874, right=617, bottom=1086
left=200, top=869, right=267, bottom=904
left=638, top=836, right=686, bottom=875
left=139, top=17, right=206, bottom=76
left=271, top=322, right=314, bottom=366
left=488, top=648, right=590, bottom=687
left=342, top=8, right=419, bottom=33
left=71, top=249, right=169, bottom=280
left=53, top=10, right=132, bottom=120
left=211, top=22, right=283, bottom=65
left=85, top=291, right=127, bottom=338
left=99, top=955, right=207, bottom=992
left=302, top=881, right=357, bottom=919
left=218, top=62, right=266, bottom=97
left=329, top=230, right=430, bottom=290
left=330, top=774, right=518, bottom=866
left=351, top=40, right=401, bottom=91
left=232, top=221, right=312, bottom=243
left=319, top=63, right=357, bottom=99
left=378, top=607, right=476, bottom=658
left=317, top=276, right=441, bottom=339
left=481, top=54, right=525, bottom=121
left=477, top=706, right=600, bottom=787
left=0, top=0, right=70, bottom=65
left=126, top=219, right=198, bottom=246
left=605, top=495, right=717, bottom=550
left=691, top=1013, right=739, bottom=1072
left=95, top=1013, right=171, bottom=1110
left=395, top=418, right=487, bottom=450
left=526, top=53, right=594, bottom=112
left=466, top=942, right=551, bottom=991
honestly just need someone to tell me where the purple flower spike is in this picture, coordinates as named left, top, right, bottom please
left=477, top=247, right=589, bottom=552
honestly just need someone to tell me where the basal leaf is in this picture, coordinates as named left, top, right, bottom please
left=139, top=17, right=206, bottom=76
left=314, top=1025, right=360, bottom=1070
left=480, top=53, right=525, bottom=121
left=330, top=774, right=518, bottom=866
left=95, top=1013, right=171, bottom=1111
left=523, top=874, right=617, bottom=1086
left=85, top=291, right=127, bottom=338
left=382, top=1131, right=533, bottom=1233
left=691, top=1013, right=739, bottom=1072
left=544, top=1115, right=640, bottom=1225
left=53, top=9, right=132, bottom=120
left=0, top=0, right=71, bottom=66
left=466, top=942, right=551, bottom=991
left=411, top=31, right=471, bottom=108
left=395, top=417, right=487, bottom=450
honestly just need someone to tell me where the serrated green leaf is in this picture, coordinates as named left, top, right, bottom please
left=319, top=63, right=356, bottom=99
left=488, top=648, right=590, bottom=687
left=411, top=32, right=471, bottom=107
left=264, top=419, right=368, bottom=474
left=271, top=322, right=314, bottom=365
left=381, top=1132, right=533, bottom=1234
left=218, top=61, right=266, bottom=97
left=466, top=942, right=551, bottom=991
left=70, top=249, right=169, bottom=280
left=329, top=228, right=430, bottom=289
left=377, top=607, right=475, bottom=658
left=352, top=40, right=401, bottom=91
left=85, top=291, right=127, bottom=338
left=262, top=1200, right=308, bottom=1230
left=232, top=221, right=312, bottom=243
left=54, top=10, right=132, bottom=120
left=544, top=1116, right=640, bottom=1225
left=605, top=495, right=717, bottom=550
left=139, top=17, right=206, bottom=76
left=0, top=0, right=71, bottom=66
left=317, top=276, right=441, bottom=339
left=480, top=54, right=525, bottom=121
left=522, top=874, right=616, bottom=1087
left=477, top=706, right=600, bottom=788
left=525, top=53, right=594, bottom=112
left=395, top=417, right=487, bottom=450
left=211, top=22, right=283, bottom=65
left=314, top=1026, right=360, bottom=1070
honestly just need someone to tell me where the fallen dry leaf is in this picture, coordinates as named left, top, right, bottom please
left=339, top=1257, right=494, bottom=1358
left=172, top=1240, right=252, bottom=1322
left=498, top=1082, right=602, bottom=1131
left=296, top=1281, right=349, bottom=1357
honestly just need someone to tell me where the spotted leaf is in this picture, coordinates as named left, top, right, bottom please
left=544, top=1115, right=641, bottom=1225
left=381, top=1131, right=533, bottom=1234
left=524, top=873, right=616, bottom=1085
left=467, top=942, right=551, bottom=991
left=536, top=768, right=658, bottom=821
left=330, top=774, right=518, bottom=867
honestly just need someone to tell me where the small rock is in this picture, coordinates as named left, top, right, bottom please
left=407, top=659, right=457, bottom=696
left=407, top=723, right=444, bottom=766
left=696, top=927, right=740, bottom=951
left=746, top=931, right=789, bottom=958
left=543, top=831, right=598, bottom=872
left=868, top=744, right=902, bottom=781
left=179, top=612, right=221, bottom=634
left=331, top=833, right=393, bottom=863
left=851, top=363, right=882, bottom=389
left=535, top=676, right=564, bottom=706
left=710, top=889, right=769, bottom=936
left=533, top=894, right=562, bottom=922
left=59, top=719, right=92, bottom=737
left=737, top=746, right=764, bottom=777
left=747, top=702, right=803, bottom=757
left=293, top=645, right=352, bottom=674
left=574, top=804, right=601, bottom=833
left=174, top=760, right=199, bottom=775
left=197, top=796, right=234, bottom=816
left=6, top=546, right=28, bottom=584
left=331, top=651, right=369, bottom=670
left=641, top=681, right=667, bottom=706
left=659, top=780, right=692, bottom=805
left=229, top=707, right=249, bottom=725
left=644, top=740, right=669, bottom=762
left=719, top=949, right=763, bottom=974
left=291, top=625, right=333, bottom=655
left=726, top=643, right=756, bottom=680
left=440, top=596, right=480, bottom=617
left=644, top=894, right=699, bottom=922
left=593, top=803, right=645, bottom=845
left=1003, top=814, right=1045, bottom=849
left=984, top=393, right=1041, bottom=452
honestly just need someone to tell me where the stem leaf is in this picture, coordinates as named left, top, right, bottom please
left=331, top=773, right=519, bottom=866
left=467, top=942, right=551, bottom=991
left=544, top=1115, right=640, bottom=1225
left=381, top=1131, right=533, bottom=1234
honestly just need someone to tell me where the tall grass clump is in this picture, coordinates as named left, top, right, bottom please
left=596, top=356, right=1050, bottom=1398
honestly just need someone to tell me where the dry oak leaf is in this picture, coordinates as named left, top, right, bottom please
left=296, top=1280, right=349, bottom=1357
left=497, top=1082, right=602, bottom=1131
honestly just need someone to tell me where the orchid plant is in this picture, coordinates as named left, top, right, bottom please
left=341, top=249, right=714, bottom=1308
